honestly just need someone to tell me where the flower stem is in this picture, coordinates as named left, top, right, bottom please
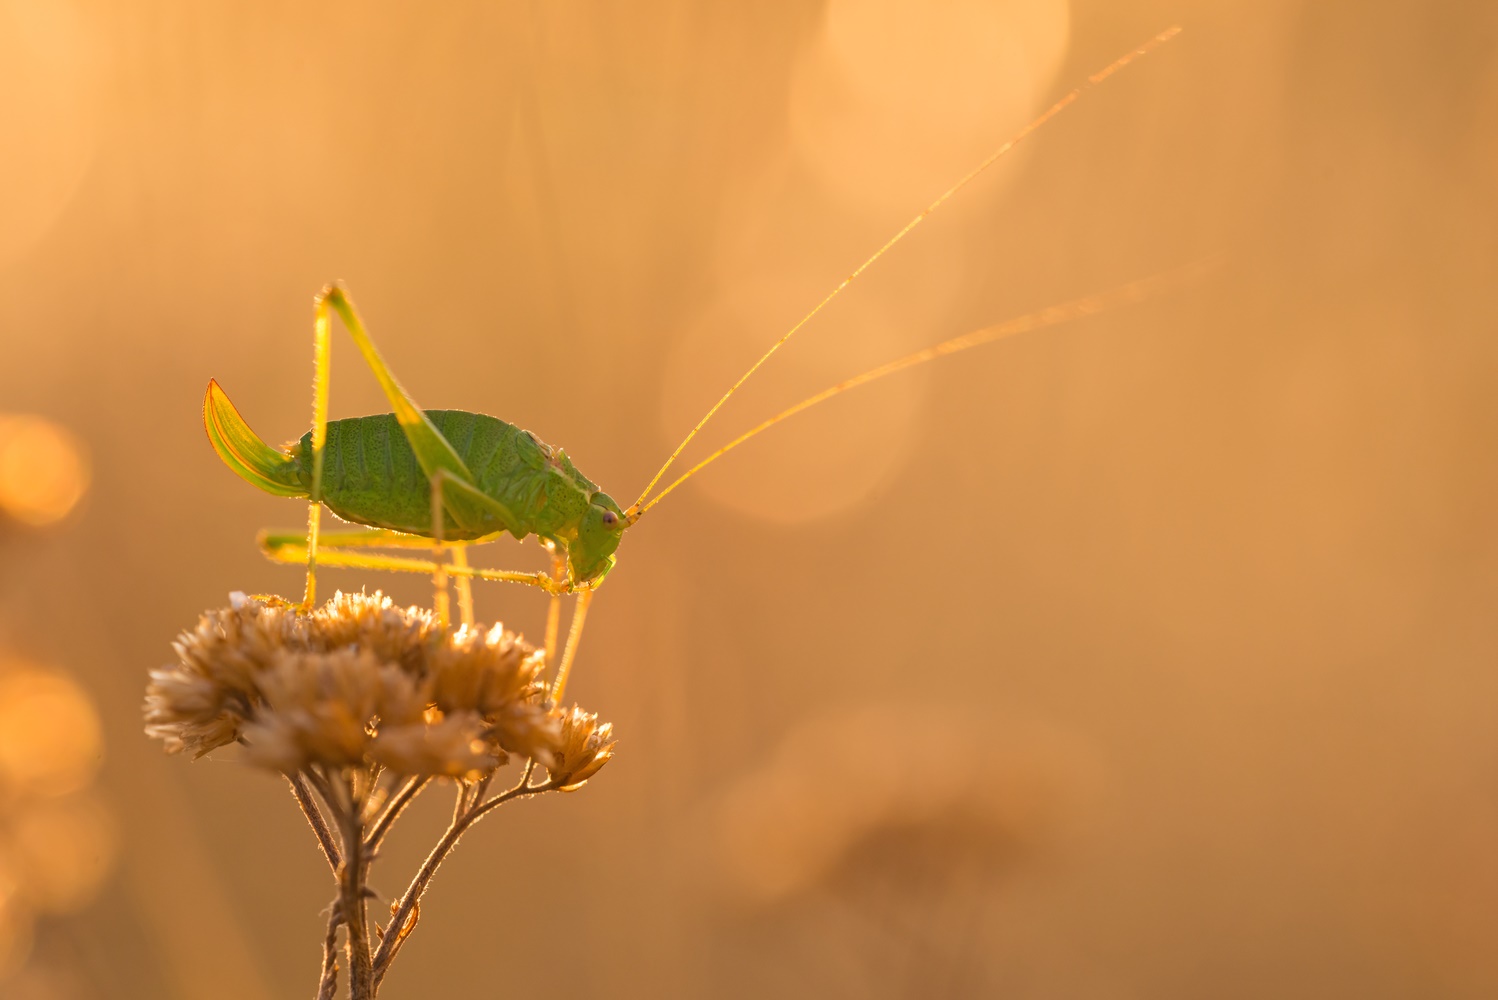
left=336, top=775, right=375, bottom=1000
left=287, top=772, right=342, bottom=872
left=315, top=901, right=341, bottom=1000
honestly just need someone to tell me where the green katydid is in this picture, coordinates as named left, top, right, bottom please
left=204, top=28, right=1188, bottom=700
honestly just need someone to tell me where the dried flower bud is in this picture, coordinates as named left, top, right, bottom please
left=547, top=706, right=616, bottom=791
left=239, top=648, right=420, bottom=772
left=306, top=590, right=440, bottom=672
left=424, top=621, right=562, bottom=765
left=426, top=623, right=546, bottom=717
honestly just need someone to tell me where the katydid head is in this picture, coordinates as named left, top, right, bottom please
left=572, top=491, right=628, bottom=586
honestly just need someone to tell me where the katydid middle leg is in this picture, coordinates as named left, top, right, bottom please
left=449, top=545, right=475, bottom=629
left=422, top=471, right=488, bottom=629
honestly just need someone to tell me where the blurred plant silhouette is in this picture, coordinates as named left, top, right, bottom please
left=707, top=705, right=1093, bottom=995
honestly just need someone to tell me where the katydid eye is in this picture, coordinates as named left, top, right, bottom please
left=602, top=510, right=618, bottom=527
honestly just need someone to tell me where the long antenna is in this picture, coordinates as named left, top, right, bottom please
left=626, top=25, right=1183, bottom=521
left=634, top=260, right=1214, bottom=518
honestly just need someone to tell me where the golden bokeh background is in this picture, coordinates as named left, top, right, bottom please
left=1, top=1, right=1496, bottom=997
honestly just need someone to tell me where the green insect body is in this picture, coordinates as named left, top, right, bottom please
left=302, top=411, right=617, bottom=544
left=205, top=379, right=627, bottom=586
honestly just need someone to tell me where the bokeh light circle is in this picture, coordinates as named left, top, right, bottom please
left=0, top=664, right=102, bottom=796
left=10, top=794, right=117, bottom=915
left=0, top=416, right=90, bottom=527
left=789, top=0, right=1071, bottom=213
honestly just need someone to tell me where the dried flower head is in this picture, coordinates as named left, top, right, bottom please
left=547, top=706, right=617, bottom=791
left=146, top=591, right=621, bottom=999
left=143, top=592, right=584, bottom=779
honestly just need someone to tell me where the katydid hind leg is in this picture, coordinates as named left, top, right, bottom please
left=300, top=284, right=336, bottom=611
left=302, top=282, right=506, bottom=618
left=315, top=284, right=477, bottom=489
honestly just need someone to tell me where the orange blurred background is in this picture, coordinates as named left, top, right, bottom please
left=1, top=1, right=1496, bottom=997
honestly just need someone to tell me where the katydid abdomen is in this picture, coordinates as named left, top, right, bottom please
left=293, top=411, right=595, bottom=543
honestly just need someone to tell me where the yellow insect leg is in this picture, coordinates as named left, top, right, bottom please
left=542, top=550, right=567, bottom=671
left=428, top=469, right=451, bottom=629
left=449, top=544, right=474, bottom=629
left=260, top=526, right=506, bottom=552
left=550, top=589, right=593, bottom=705
left=300, top=287, right=335, bottom=611
left=260, top=543, right=568, bottom=595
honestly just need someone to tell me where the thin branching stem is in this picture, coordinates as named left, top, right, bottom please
left=470, top=770, right=549, bottom=823
left=336, top=771, right=376, bottom=1000
left=449, top=781, right=468, bottom=826
left=364, top=776, right=430, bottom=853
left=303, top=765, right=343, bottom=822
left=371, top=768, right=555, bottom=982
left=287, top=772, right=342, bottom=872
